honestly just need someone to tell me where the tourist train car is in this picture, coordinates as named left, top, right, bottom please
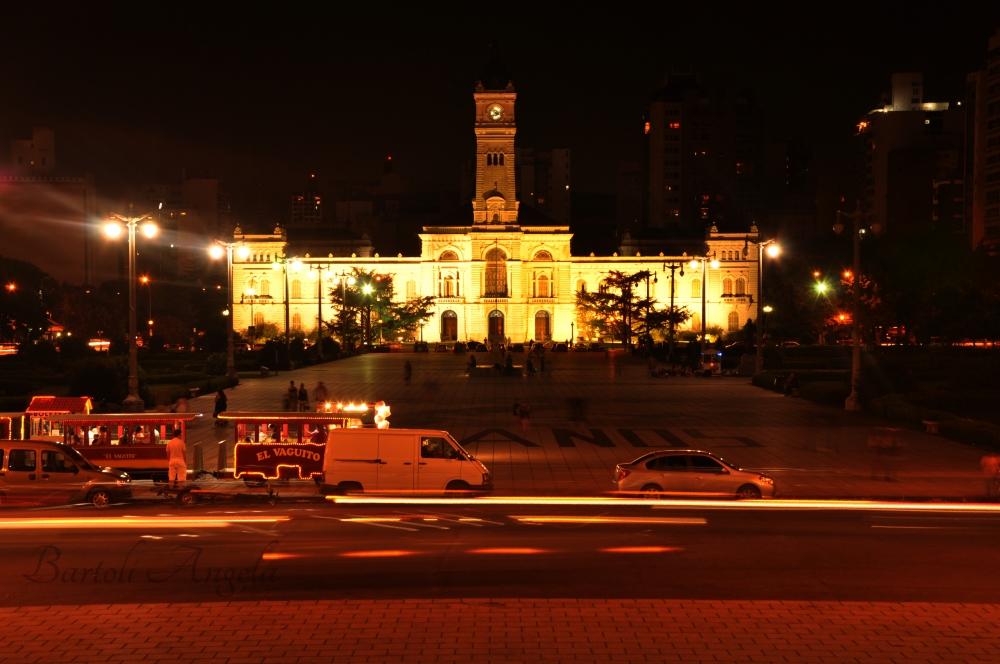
left=42, top=413, right=202, bottom=480
left=220, top=402, right=391, bottom=485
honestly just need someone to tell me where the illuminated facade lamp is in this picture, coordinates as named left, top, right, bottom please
left=710, top=258, right=720, bottom=269
left=763, top=305, right=773, bottom=314
left=209, top=245, right=224, bottom=260
left=688, top=259, right=700, bottom=269
left=222, top=309, right=230, bottom=316
left=766, top=244, right=781, bottom=258
left=237, top=245, right=251, bottom=260
left=292, top=259, right=303, bottom=272
left=141, top=221, right=157, bottom=238
left=362, top=284, right=373, bottom=294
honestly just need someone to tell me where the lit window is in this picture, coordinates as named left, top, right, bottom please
left=669, top=122, right=680, bottom=129
left=691, top=279, right=701, bottom=298
left=644, top=122, right=650, bottom=134
left=735, top=278, right=746, bottom=295
left=291, top=280, right=302, bottom=299
left=723, top=278, right=733, bottom=295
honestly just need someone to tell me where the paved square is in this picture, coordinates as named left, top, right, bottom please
left=180, top=351, right=986, bottom=498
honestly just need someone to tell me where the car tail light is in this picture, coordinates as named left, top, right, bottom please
left=615, top=466, right=631, bottom=481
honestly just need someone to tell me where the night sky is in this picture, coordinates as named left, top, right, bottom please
left=2, top=2, right=998, bottom=225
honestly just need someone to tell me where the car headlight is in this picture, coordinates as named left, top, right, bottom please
left=758, top=474, right=774, bottom=485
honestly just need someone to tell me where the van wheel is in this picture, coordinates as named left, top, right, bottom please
left=640, top=484, right=663, bottom=498
left=88, top=489, right=112, bottom=509
left=243, top=476, right=267, bottom=488
left=446, top=480, right=470, bottom=492
left=736, top=484, right=762, bottom=500
left=338, top=482, right=363, bottom=495
left=178, top=490, right=198, bottom=507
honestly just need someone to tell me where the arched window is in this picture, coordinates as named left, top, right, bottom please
left=534, top=311, right=551, bottom=341
left=499, top=153, right=504, bottom=166
left=253, top=312, right=265, bottom=327
left=439, top=250, right=459, bottom=261
left=728, top=311, right=740, bottom=331
left=292, top=313, right=302, bottom=330
left=488, top=309, right=504, bottom=337
left=259, top=279, right=270, bottom=297
left=291, top=279, right=302, bottom=299
left=442, top=275, right=456, bottom=297
left=576, top=280, right=587, bottom=293
left=690, top=278, right=701, bottom=298
left=441, top=310, right=458, bottom=341
left=533, top=250, right=553, bottom=261
left=535, top=274, right=550, bottom=297
left=723, top=277, right=734, bottom=295
left=728, top=251, right=734, bottom=261
left=246, top=277, right=257, bottom=297
left=735, top=278, right=746, bottom=295
left=485, top=248, right=507, bottom=297
left=406, top=280, right=416, bottom=300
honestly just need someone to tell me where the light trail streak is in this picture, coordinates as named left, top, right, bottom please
left=517, top=516, right=705, bottom=525
left=468, top=548, right=549, bottom=555
left=328, top=495, right=1000, bottom=513
left=340, top=550, right=416, bottom=558
left=600, top=546, right=683, bottom=553
left=0, top=516, right=288, bottom=530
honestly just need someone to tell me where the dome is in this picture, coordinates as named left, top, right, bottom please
left=483, top=189, right=505, bottom=201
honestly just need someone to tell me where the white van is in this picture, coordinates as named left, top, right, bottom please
left=320, top=429, right=491, bottom=494
left=0, top=440, right=132, bottom=508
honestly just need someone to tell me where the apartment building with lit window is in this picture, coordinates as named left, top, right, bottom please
left=965, top=28, right=1000, bottom=250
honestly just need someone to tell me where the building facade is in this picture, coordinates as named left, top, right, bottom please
left=965, top=28, right=1000, bottom=250
left=230, top=62, right=761, bottom=344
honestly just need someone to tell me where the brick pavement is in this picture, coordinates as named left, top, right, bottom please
left=3, top=599, right=999, bottom=662
left=176, top=352, right=987, bottom=499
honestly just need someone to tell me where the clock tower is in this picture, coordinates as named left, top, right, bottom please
left=473, top=53, right=518, bottom=225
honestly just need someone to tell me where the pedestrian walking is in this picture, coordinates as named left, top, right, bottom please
left=404, top=360, right=413, bottom=386
left=297, top=383, right=309, bottom=412
left=213, top=388, right=228, bottom=426
left=518, top=402, right=531, bottom=434
left=285, top=381, right=297, bottom=412
left=166, top=428, right=187, bottom=489
left=314, top=381, right=328, bottom=411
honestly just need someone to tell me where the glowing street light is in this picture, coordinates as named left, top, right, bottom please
left=104, top=206, right=157, bottom=412
left=816, top=282, right=828, bottom=293
left=209, top=239, right=249, bottom=379
left=749, top=234, right=781, bottom=375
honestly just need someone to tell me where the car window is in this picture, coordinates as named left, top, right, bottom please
left=9, top=449, right=36, bottom=472
left=645, top=455, right=687, bottom=470
left=0, top=449, right=4, bottom=470
left=421, top=437, right=463, bottom=460
left=42, top=450, right=74, bottom=473
left=690, top=455, right=724, bottom=471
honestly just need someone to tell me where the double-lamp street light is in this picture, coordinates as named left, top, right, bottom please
left=209, top=241, right=250, bottom=379
left=104, top=205, right=158, bottom=412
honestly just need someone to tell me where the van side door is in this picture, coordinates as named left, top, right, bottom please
left=376, top=434, right=415, bottom=491
left=325, top=432, right=379, bottom=491
left=5, top=448, right=39, bottom=497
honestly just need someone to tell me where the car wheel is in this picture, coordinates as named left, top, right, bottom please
left=178, top=490, right=198, bottom=507
left=89, top=489, right=112, bottom=509
left=446, top=480, right=470, bottom=492
left=640, top=483, right=663, bottom=497
left=338, top=482, right=363, bottom=495
left=736, top=484, right=762, bottom=500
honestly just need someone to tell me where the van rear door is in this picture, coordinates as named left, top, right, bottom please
left=377, top=434, right=415, bottom=491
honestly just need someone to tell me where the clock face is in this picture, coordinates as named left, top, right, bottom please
left=488, top=104, right=504, bottom=121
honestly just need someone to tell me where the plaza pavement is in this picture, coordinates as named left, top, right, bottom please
left=177, top=351, right=987, bottom=499
left=4, top=599, right=999, bottom=663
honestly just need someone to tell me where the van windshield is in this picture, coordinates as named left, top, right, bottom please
left=55, top=444, right=100, bottom=471
left=446, top=435, right=472, bottom=460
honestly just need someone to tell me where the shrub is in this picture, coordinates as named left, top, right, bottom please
left=204, top=353, right=229, bottom=376
left=798, top=381, right=851, bottom=406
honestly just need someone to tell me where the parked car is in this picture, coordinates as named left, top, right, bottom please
left=0, top=440, right=131, bottom=508
left=467, top=342, right=485, bottom=352
left=588, top=343, right=605, bottom=352
left=553, top=343, right=568, bottom=352
left=414, top=341, right=429, bottom=353
left=388, top=342, right=403, bottom=350
left=572, top=343, right=588, bottom=352
left=511, top=343, right=525, bottom=352
left=371, top=344, right=392, bottom=353
left=435, top=343, right=450, bottom=352
left=453, top=342, right=467, bottom=354
left=613, top=450, right=775, bottom=499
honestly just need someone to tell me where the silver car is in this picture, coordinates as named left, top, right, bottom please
left=613, top=450, right=775, bottom=499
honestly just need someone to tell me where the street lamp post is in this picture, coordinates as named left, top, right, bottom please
left=747, top=236, right=781, bottom=375
left=660, top=261, right=686, bottom=360
left=210, top=241, right=249, bottom=379
left=140, top=276, right=152, bottom=340
left=330, top=271, right=356, bottom=347
left=307, top=263, right=335, bottom=360
left=104, top=205, right=157, bottom=413
left=834, top=201, right=879, bottom=412
left=762, top=305, right=773, bottom=337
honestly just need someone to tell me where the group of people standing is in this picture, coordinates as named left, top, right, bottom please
left=282, top=380, right=329, bottom=412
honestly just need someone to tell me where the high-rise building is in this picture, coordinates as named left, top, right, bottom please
left=292, top=175, right=323, bottom=226
left=0, top=128, right=103, bottom=285
left=644, top=75, right=764, bottom=232
left=855, top=73, right=965, bottom=236
left=965, top=28, right=1000, bottom=250
left=515, top=148, right=571, bottom=224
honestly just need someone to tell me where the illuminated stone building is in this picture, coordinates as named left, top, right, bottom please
left=231, top=60, right=761, bottom=344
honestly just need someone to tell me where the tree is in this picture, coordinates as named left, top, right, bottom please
left=0, top=256, right=54, bottom=343
left=574, top=270, right=684, bottom=347
left=327, top=268, right=435, bottom=346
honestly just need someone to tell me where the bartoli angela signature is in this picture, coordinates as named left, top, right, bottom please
left=22, top=540, right=280, bottom=597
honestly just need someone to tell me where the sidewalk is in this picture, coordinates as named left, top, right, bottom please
left=177, top=353, right=987, bottom=500
left=4, top=599, right=999, bottom=663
